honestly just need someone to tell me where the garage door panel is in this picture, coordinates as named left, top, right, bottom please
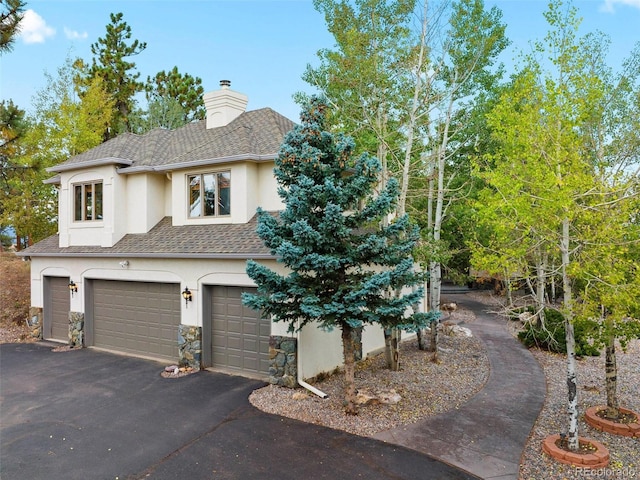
left=212, top=337, right=227, bottom=349
left=227, top=336, right=242, bottom=350
left=92, top=280, right=179, bottom=362
left=209, top=286, right=270, bottom=377
left=227, top=355, right=242, bottom=369
left=243, top=338, right=258, bottom=351
left=242, top=321, right=255, bottom=334
left=227, top=320, right=242, bottom=334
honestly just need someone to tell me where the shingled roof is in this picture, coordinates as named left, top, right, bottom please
left=23, top=216, right=276, bottom=259
left=49, top=108, right=296, bottom=173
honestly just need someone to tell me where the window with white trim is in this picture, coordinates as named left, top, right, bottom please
left=74, top=182, right=103, bottom=221
left=188, top=172, right=231, bottom=217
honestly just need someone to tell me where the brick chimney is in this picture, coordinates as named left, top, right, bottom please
left=203, top=80, right=249, bottom=129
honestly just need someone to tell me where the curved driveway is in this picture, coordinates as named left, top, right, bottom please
left=1, top=342, right=476, bottom=480
left=375, top=295, right=546, bottom=479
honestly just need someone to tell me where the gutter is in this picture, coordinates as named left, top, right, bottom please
left=298, top=376, right=328, bottom=399
left=48, top=157, right=133, bottom=173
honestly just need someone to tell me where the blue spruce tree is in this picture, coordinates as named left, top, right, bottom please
left=243, top=96, right=431, bottom=414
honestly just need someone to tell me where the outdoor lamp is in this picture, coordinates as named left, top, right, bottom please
left=69, top=280, right=78, bottom=297
left=182, top=287, right=192, bottom=306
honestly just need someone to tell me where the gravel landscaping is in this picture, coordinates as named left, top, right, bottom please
left=250, top=293, right=640, bottom=480
left=250, top=305, right=489, bottom=437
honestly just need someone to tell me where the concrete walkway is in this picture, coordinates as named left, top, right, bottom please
left=374, top=295, right=546, bottom=480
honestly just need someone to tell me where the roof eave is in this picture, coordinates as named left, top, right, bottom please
left=117, top=153, right=278, bottom=174
left=19, top=251, right=276, bottom=260
left=48, top=157, right=134, bottom=173
left=43, top=175, right=61, bottom=185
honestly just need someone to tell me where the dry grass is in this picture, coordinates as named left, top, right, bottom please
left=0, top=252, right=32, bottom=343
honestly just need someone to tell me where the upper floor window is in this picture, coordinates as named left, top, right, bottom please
left=188, top=172, right=231, bottom=217
left=74, top=182, right=103, bottom=221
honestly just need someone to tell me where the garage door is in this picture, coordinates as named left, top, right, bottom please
left=44, top=276, right=70, bottom=342
left=91, top=280, right=180, bottom=362
left=210, top=286, right=270, bottom=377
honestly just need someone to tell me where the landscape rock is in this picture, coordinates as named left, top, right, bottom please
left=378, top=390, right=402, bottom=405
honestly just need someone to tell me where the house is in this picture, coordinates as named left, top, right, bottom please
left=20, top=81, right=396, bottom=385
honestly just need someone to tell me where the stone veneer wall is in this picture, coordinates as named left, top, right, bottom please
left=178, top=325, right=202, bottom=370
left=28, top=307, right=43, bottom=340
left=69, top=312, right=84, bottom=347
left=269, top=335, right=297, bottom=388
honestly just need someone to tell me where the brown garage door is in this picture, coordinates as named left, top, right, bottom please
left=210, top=286, right=270, bottom=377
left=91, top=280, right=180, bottom=362
left=44, top=276, right=70, bottom=342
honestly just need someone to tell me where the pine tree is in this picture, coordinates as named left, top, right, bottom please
left=85, top=12, right=146, bottom=139
left=243, top=96, right=431, bottom=414
left=146, top=66, right=205, bottom=123
left=0, top=0, right=26, bottom=54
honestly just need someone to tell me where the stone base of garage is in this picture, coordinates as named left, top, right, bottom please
left=69, top=312, right=84, bottom=348
left=269, top=336, right=297, bottom=388
left=28, top=307, right=43, bottom=339
left=178, top=325, right=202, bottom=370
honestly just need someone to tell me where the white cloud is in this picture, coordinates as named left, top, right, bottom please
left=600, top=0, right=640, bottom=13
left=64, top=27, right=88, bottom=40
left=19, top=9, right=56, bottom=44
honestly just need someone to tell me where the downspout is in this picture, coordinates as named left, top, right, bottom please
left=296, top=326, right=328, bottom=399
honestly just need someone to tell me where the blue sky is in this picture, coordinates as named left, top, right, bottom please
left=1, top=0, right=638, bottom=122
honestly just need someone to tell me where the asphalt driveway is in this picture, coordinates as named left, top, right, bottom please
left=1, top=342, right=477, bottom=480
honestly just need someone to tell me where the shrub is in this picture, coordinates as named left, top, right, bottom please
left=516, top=307, right=600, bottom=357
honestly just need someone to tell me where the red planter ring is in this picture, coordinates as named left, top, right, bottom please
left=542, top=434, right=610, bottom=469
left=585, top=405, right=640, bottom=438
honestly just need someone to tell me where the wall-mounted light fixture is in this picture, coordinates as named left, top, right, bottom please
left=119, top=260, right=129, bottom=268
left=69, top=280, right=78, bottom=297
left=182, top=287, right=192, bottom=307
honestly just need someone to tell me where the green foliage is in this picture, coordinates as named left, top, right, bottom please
left=1, top=56, right=112, bottom=246
left=470, top=2, right=638, bottom=448
left=304, top=0, right=510, bottom=288
left=145, top=66, right=205, bottom=124
left=0, top=99, right=28, bottom=181
left=302, top=0, right=415, bottom=162
left=516, top=308, right=600, bottom=357
left=0, top=0, right=25, bottom=54
left=30, top=57, right=114, bottom=159
left=130, top=67, right=205, bottom=133
left=84, top=12, right=147, bottom=138
left=129, top=97, right=188, bottom=133
left=243, top=96, right=433, bottom=334
left=0, top=99, right=56, bottom=246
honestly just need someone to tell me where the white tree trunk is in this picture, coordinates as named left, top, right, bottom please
left=535, top=250, right=547, bottom=327
left=561, top=217, right=579, bottom=451
left=428, top=260, right=441, bottom=356
left=398, top=0, right=429, bottom=216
